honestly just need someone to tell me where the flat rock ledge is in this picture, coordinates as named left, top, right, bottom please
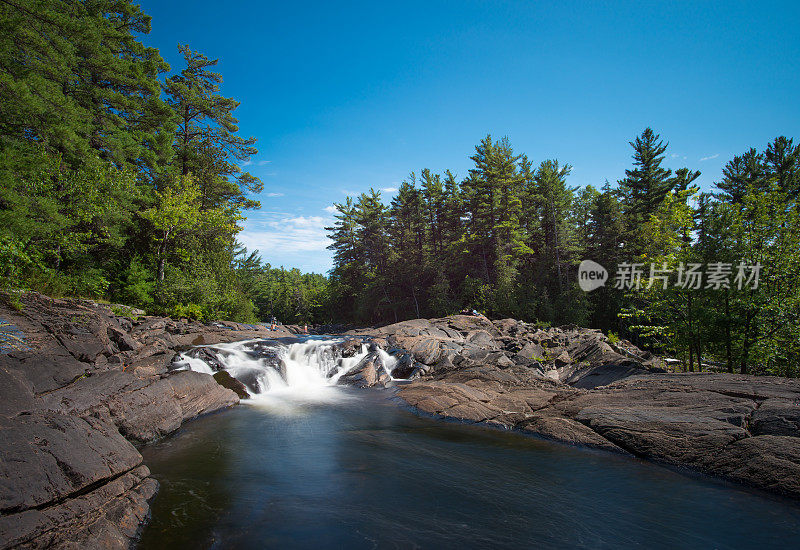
left=345, top=316, right=800, bottom=500
left=0, top=293, right=280, bottom=549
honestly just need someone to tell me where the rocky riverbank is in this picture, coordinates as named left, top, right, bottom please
left=2, top=295, right=799, bottom=549
left=0, top=293, right=292, bottom=549
left=343, top=315, right=800, bottom=499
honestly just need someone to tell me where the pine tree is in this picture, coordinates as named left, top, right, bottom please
left=586, top=183, right=626, bottom=330
left=0, top=0, right=173, bottom=171
left=764, top=136, right=800, bottom=196
left=164, top=45, right=262, bottom=211
left=462, top=135, right=523, bottom=290
left=618, top=128, right=674, bottom=219
left=717, top=148, right=766, bottom=204
left=388, top=178, right=427, bottom=318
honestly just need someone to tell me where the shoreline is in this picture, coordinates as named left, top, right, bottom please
left=1, top=293, right=799, bottom=549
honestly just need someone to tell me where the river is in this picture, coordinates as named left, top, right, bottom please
left=139, top=338, right=800, bottom=549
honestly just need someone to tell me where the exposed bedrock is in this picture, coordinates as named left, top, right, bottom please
left=0, top=292, right=277, bottom=549
left=3, top=296, right=800, bottom=549
left=346, top=315, right=800, bottom=499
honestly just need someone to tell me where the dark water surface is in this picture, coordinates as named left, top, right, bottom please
left=139, top=389, right=800, bottom=549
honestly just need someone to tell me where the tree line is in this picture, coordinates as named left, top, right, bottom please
left=2, top=1, right=797, bottom=375
left=0, top=0, right=324, bottom=323
left=326, top=130, right=800, bottom=376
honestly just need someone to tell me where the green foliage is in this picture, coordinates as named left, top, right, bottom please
left=326, top=131, right=800, bottom=377
left=0, top=4, right=797, bottom=376
left=1, top=291, right=24, bottom=312
left=167, top=302, right=205, bottom=321
left=110, top=304, right=140, bottom=319
left=164, top=45, right=262, bottom=209
left=0, top=1, right=319, bottom=324
left=0, top=0, right=174, bottom=173
left=115, top=258, right=156, bottom=308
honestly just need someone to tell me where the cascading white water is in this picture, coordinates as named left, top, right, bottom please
left=173, top=336, right=398, bottom=408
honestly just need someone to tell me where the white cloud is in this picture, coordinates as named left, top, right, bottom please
left=239, top=214, right=332, bottom=254
left=265, top=192, right=284, bottom=197
left=278, top=215, right=324, bottom=227
left=382, top=187, right=398, bottom=193
left=257, top=160, right=272, bottom=166
left=323, top=205, right=338, bottom=214
left=700, top=153, right=719, bottom=161
left=671, top=153, right=680, bottom=158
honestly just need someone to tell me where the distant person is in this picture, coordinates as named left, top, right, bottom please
left=270, top=316, right=277, bottom=331
left=471, top=309, right=479, bottom=316
left=303, top=324, right=308, bottom=334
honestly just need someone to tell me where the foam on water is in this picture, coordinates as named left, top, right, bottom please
left=175, top=336, right=394, bottom=412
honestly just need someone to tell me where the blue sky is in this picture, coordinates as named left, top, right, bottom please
left=138, top=0, right=800, bottom=273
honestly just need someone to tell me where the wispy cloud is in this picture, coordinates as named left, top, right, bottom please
left=323, top=205, right=338, bottom=214
left=239, top=214, right=332, bottom=254
left=382, top=187, right=398, bottom=193
left=700, top=153, right=719, bottom=161
left=257, top=160, right=271, bottom=166
left=265, top=192, right=284, bottom=197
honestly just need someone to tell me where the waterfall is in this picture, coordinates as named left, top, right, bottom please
left=173, top=336, right=399, bottom=404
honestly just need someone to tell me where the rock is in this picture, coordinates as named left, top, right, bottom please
left=128, top=350, right=176, bottom=378
left=750, top=399, right=800, bottom=437
left=554, top=350, right=572, bottom=367
left=389, top=352, right=416, bottom=379
left=214, top=370, right=250, bottom=399
left=338, top=352, right=391, bottom=388
left=699, top=435, right=800, bottom=498
left=466, top=330, right=495, bottom=348
left=559, top=361, right=652, bottom=389
left=0, top=465, right=157, bottom=550
left=521, top=413, right=626, bottom=452
left=34, top=369, right=239, bottom=443
left=0, top=292, right=279, bottom=548
left=0, top=412, right=142, bottom=513
left=380, top=314, right=800, bottom=499
left=389, top=335, right=442, bottom=364
left=573, top=404, right=749, bottom=464
left=107, top=325, right=139, bottom=352
left=517, top=342, right=545, bottom=362
left=336, top=338, right=364, bottom=357
left=0, top=363, right=35, bottom=416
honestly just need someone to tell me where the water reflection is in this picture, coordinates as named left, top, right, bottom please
left=140, top=390, right=800, bottom=549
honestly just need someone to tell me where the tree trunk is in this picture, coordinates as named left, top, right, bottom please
left=741, top=316, right=752, bottom=374
left=695, top=339, right=703, bottom=372
left=686, top=293, right=693, bottom=371
left=157, top=229, right=171, bottom=283
left=725, top=290, right=733, bottom=373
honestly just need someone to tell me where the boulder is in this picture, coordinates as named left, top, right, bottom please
left=214, top=370, right=250, bottom=399
left=338, top=351, right=391, bottom=388
left=0, top=412, right=142, bottom=513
